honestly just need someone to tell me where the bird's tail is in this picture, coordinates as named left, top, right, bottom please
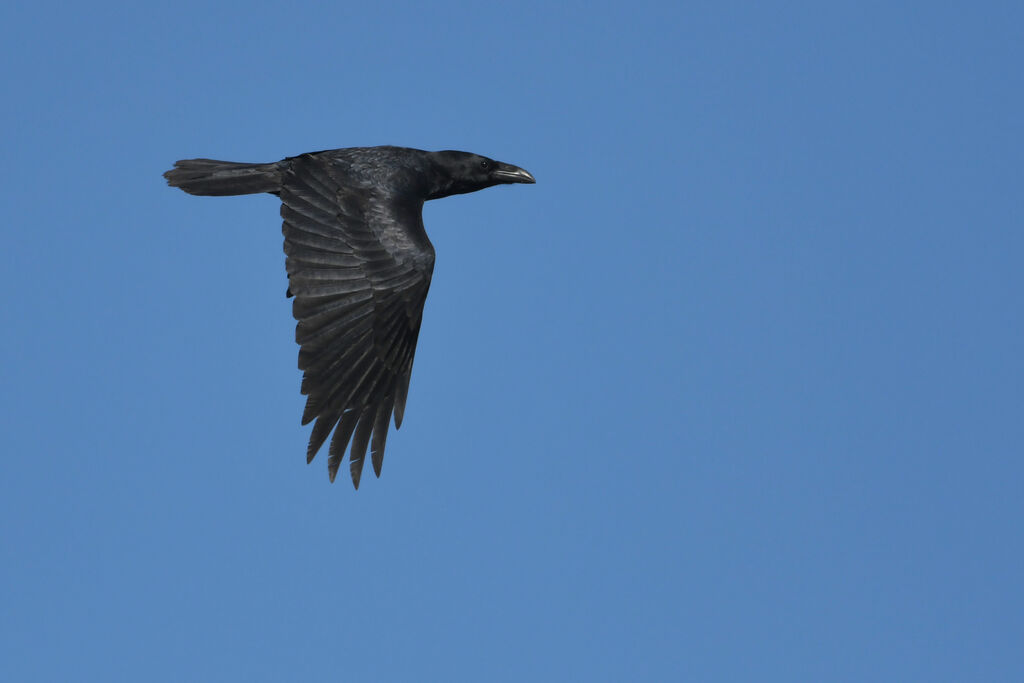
left=163, top=158, right=283, bottom=196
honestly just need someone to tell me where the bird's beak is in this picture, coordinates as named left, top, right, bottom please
left=492, top=163, right=536, bottom=184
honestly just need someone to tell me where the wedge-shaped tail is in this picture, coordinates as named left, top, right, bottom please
left=164, top=158, right=282, bottom=196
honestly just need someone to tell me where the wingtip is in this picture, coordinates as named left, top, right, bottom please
left=301, top=401, right=318, bottom=425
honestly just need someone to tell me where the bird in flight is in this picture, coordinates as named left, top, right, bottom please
left=164, top=146, right=535, bottom=488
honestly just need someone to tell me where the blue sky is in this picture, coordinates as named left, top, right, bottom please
left=2, top=1, right=1022, bottom=680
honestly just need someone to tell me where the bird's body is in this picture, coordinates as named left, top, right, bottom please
left=164, top=146, right=534, bottom=488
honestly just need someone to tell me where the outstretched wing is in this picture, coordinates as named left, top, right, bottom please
left=280, top=153, right=434, bottom=488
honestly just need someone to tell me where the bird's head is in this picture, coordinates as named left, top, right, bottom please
left=426, top=150, right=535, bottom=199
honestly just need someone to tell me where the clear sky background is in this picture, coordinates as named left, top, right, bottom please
left=2, top=2, right=1022, bottom=681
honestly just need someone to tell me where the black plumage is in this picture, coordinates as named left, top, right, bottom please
left=164, top=146, right=535, bottom=488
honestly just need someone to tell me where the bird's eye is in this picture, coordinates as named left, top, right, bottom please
left=480, top=160, right=490, bottom=169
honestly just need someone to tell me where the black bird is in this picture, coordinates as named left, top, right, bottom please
left=164, top=146, right=535, bottom=488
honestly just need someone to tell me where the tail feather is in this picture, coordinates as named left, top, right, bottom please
left=164, top=158, right=282, bottom=196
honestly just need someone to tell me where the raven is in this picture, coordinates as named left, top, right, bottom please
left=164, top=146, right=535, bottom=488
